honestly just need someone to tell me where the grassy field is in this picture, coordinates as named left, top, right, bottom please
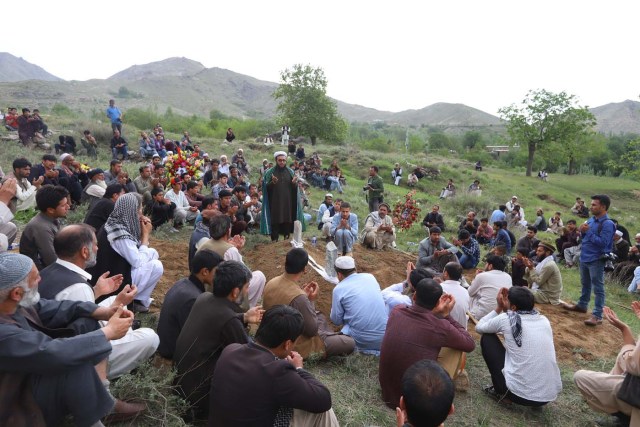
left=3, top=117, right=640, bottom=426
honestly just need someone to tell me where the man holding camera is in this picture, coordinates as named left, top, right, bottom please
left=365, top=166, right=384, bottom=213
left=563, top=195, right=615, bottom=326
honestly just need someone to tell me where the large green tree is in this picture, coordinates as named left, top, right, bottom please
left=273, top=64, right=347, bottom=145
left=498, top=89, right=596, bottom=176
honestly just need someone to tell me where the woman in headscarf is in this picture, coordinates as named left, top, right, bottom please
left=87, top=193, right=163, bottom=312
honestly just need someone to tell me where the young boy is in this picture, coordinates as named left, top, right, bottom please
left=476, top=217, right=494, bottom=245
left=150, top=188, right=177, bottom=230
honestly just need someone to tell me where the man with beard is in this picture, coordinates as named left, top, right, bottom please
left=422, top=204, right=446, bottom=231
left=81, top=168, right=107, bottom=208
left=361, top=203, right=396, bottom=250
left=261, top=151, right=305, bottom=241
left=522, top=242, right=563, bottom=305
left=38, top=224, right=159, bottom=379
left=517, top=226, right=540, bottom=259
left=0, top=252, right=146, bottom=425
left=4, top=157, right=43, bottom=212
left=20, top=185, right=69, bottom=270
left=174, top=261, right=263, bottom=420
left=416, top=226, right=458, bottom=275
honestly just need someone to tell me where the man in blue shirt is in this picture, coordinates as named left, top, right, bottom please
left=490, top=205, right=507, bottom=225
left=330, top=256, right=388, bottom=355
left=106, top=99, right=123, bottom=133
left=331, top=201, right=358, bottom=256
left=563, top=194, right=615, bottom=326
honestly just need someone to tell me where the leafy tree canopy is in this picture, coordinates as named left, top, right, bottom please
left=498, top=89, right=595, bottom=176
left=273, top=64, right=347, bottom=145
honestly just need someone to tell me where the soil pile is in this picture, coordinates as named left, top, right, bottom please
left=151, top=238, right=621, bottom=364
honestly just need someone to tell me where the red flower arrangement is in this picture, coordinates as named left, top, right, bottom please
left=163, top=148, right=204, bottom=181
left=392, top=190, right=421, bottom=231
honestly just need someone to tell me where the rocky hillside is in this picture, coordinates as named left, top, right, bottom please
left=590, top=100, right=640, bottom=135
left=0, top=52, right=62, bottom=82
left=1, top=53, right=637, bottom=134
left=108, top=57, right=206, bottom=80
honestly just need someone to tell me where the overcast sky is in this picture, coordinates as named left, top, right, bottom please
left=3, top=1, right=638, bottom=115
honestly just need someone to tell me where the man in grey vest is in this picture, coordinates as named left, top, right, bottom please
left=38, top=224, right=159, bottom=379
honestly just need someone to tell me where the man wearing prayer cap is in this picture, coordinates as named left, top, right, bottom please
left=0, top=253, right=146, bottom=425
left=330, top=256, right=388, bottom=355
left=260, top=151, right=305, bottom=241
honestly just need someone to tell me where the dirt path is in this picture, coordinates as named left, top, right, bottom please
left=151, top=237, right=621, bottom=364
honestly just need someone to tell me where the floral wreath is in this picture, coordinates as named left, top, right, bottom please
left=164, top=148, right=203, bottom=181
left=392, top=190, right=421, bottom=231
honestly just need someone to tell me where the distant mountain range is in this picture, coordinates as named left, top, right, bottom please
left=0, top=52, right=638, bottom=135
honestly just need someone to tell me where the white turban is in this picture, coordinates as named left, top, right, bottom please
left=274, top=151, right=287, bottom=160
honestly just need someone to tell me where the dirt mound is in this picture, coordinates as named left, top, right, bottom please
left=150, top=238, right=191, bottom=311
left=150, top=237, right=621, bottom=364
left=244, top=240, right=415, bottom=326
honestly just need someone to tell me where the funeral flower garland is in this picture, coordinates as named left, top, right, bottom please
left=164, top=148, right=204, bottom=181
left=392, top=190, right=421, bottom=231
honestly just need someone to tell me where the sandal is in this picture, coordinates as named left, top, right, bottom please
left=483, top=385, right=512, bottom=405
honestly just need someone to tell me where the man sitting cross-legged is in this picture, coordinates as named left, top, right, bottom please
left=395, top=360, right=456, bottom=427
left=476, top=287, right=562, bottom=407
left=468, top=254, right=513, bottom=320
left=416, top=226, right=458, bottom=276
left=320, top=197, right=341, bottom=240
left=263, top=248, right=355, bottom=359
left=197, top=214, right=266, bottom=308
left=156, top=249, right=223, bottom=360
left=20, top=185, right=69, bottom=271
left=83, top=183, right=125, bottom=232
left=174, top=261, right=264, bottom=420
left=381, top=262, right=433, bottom=315
left=209, top=305, right=339, bottom=426
left=0, top=253, right=146, bottom=426
left=516, top=225, right=540, bottom=259
left=574, top=302, right=640, bottom=426
left=331, top=201, right=359, bottom=256
left=331, top=256, right=388, bottom=355
left=522, top=242, right=563, bottom=305
left=379, top=278, right=475, bottom=409
left=361, top=202, right=396, bottom=250
left=38, top=224, right=159, bottom=379
left=452, top=229, right=480, bottom=269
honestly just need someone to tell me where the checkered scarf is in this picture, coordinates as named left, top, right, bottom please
left=103, top=193, right=141, bottom=244
left=507, top=309, right=539, bottom=347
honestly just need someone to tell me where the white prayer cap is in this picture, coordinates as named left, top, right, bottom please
left=0, top=253, right=33, bottom=290
left=325, top=193, right=333, bottom=198
left=335, top=256, right=355, bottom=270
left=59, top=153, right=71, bottom=162
left=274, top=151, right=287, bottom=160
left=615, top=230, right=623, bottom=237
left=511, top=195, right=518, bottom=199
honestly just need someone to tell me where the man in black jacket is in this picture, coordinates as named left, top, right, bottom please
left=209, top=305, right=338, bottom=426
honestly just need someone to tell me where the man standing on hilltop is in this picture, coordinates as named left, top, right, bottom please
left=106, top=99, right=123, bottom=133
left=563, top=195, right=615, bottom=326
